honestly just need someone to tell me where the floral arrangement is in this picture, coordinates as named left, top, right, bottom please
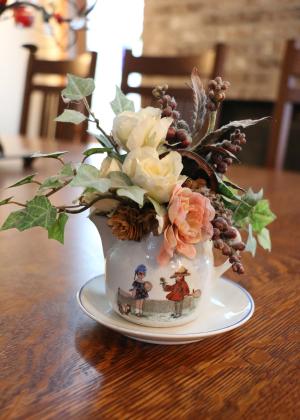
left=0, top=0, right=95, bottom=49
left=0, top=69, right=276, bottom=274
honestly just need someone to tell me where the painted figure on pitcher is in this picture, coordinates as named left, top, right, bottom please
left=130, top=264, right=152, bottom=317
left=160, top=266, right=191, bottom=318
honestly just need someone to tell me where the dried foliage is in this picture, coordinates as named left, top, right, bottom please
left=191, top=67, right=207, bottom=140
left=107, top=205, right=158, bottom=241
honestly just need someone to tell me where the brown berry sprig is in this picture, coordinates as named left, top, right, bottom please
left=212, top=217, right=245, bottom=274
left=152, top=85, right=192, bottom=149
left=204, top=129, right=247, bottom=175
left=197, top=188, right=245, bottom=274
left=206, top=77, right=230, bottom=112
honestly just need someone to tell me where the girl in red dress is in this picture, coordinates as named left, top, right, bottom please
left=161, top=266, right=191, bottom=318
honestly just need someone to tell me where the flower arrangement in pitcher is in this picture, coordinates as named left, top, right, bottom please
left=0, top=69, right=276, bottom=274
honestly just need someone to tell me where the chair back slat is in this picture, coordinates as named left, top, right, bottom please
left=266, top=39, right=300, bottom=169
left=20, top=51, right=97, bottom=142
left=121, top=44, right=227, bottom=126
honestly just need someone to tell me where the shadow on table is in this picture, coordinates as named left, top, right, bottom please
left=74, top=320, right=240, bottom=374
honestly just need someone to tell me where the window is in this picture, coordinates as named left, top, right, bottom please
left=87, top=0, right=144, bottom=132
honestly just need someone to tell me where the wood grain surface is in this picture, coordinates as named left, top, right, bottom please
left=0, top=137, right=299, bottom=419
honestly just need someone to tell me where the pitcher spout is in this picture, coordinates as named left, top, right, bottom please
left=89, top=211, right=117, bottom=257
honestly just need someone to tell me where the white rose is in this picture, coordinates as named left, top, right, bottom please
left=99, top=156, right=122, bottom=177
left=122, top=147, right=185, bottom=203
left=112, top=106, right=172, bottom=151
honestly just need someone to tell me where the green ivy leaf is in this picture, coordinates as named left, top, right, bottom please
left=83, top=147, right=113, bottom=158
left=233, top=202, right=252, bottom=226
left=110, top=86, right=135, bottom=115
left=0, top=197, right=14, bottom=206
left=116, top=186, right=146, bottom=207
left=59, top=163, right=74, bottom=177
left=250, top=199, right=276, bottom=233
left=38, top=176, right=63, bottom=194
left=1, top=196, right=57, bottom=232
left=62, top=74, right=95, bottom=101
left=233, top=188, right=265, bottom=227
left=0, top=209, right=25, bottom=231
left=221, top=197, right=238, bottom=212
left=31, top=151, right=68, bottom=159
left=48, top=213, right=69, bottom=244
left=7, top=174, right=37, bottom=188
left=245, top=224, right=257, bottom=257
left=257, top=227, right=271, bottom=251
left=217, top=175, right=243, bottom=202
left=70, top=164, right=111, bottom=193
left=108, top=171, right=132, bottom=188
left=93, top=133, right=113, bottom=148
left=223, top=179, right=245, bottom=193
left=55, top=110, right=87, bottom=125
left=109, top=151, right=126, bottom=163
left=243, top=188, right=264, bottom=206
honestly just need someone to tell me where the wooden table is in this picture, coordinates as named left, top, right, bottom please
left=0, top=136, right=299, bottom=419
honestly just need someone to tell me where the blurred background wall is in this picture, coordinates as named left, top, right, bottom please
left=143, top=0, right=300, bottom=170
left=143, top=0, right=300, bottom=101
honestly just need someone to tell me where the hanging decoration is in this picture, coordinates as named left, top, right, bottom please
left=0, top=0, right=96, bottom=49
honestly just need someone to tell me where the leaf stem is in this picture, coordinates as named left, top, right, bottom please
left=9, top=201, right=26, bottom=207
left=45, top=178, right=73, bottom=198
left=57, top=194, right=121, bottom=214
left=56, top=157, right=65, bottom=166
left=82, top=97, right=119, bottom=153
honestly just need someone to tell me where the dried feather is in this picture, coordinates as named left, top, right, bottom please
left=191, top=67, right=207, bottom=139
left=192, top=117, right=270, bottom=150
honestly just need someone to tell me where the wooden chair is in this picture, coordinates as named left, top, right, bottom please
left=20, top=51, right=97, bottom=142
left=266, top=39, right=300, bottom=170
left=121, top=44, right=227, bottom=123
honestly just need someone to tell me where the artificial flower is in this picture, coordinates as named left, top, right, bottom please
left=112, top=106, right=172, bottom=151
left=157, top=185, right=215, bottom=264
left=122, top=147, right=185, bottom=203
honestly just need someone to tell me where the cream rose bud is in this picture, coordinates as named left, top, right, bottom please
left=99, top=156, right=122, bottom=177
left=112, top=106, right=173, bottom=151
left=122, top=147, right=185, bottom=203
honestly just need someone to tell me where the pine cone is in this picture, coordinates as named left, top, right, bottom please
left=107, top=205, right=158, bottom=241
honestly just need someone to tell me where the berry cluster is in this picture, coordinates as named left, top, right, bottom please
left=208, top=129, right=247, bottom=174
left=212, top=217, right=245, bottom=274
left=206, top=77, right=230, bottom=112
left=199, top=188, right=246, bottom=274
left=152, top=85, right=192, bottom=148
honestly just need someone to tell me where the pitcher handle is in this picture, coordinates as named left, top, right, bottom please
left=213, top=259, right=231, bottom=282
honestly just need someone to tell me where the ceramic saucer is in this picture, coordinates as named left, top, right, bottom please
left=77, top=275, right=254, bottom=345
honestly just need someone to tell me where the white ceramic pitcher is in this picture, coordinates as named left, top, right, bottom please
left=90, top=212, right=231, bottom=328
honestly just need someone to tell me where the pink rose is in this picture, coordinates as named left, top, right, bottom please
left=157, top=185, right=215, bottom=265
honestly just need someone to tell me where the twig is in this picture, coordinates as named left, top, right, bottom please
left=57, top=194, right=121, bottom=214
left=82, top=97, right=119, bottom=153
left=45, top=178, right=73, bottom=198
left=9, top=201, right=26, bottom=207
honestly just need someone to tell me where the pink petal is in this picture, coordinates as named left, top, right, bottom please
left=157, top=225, right=177, bottom=265
left=175, top=230, right=197, bottom=259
